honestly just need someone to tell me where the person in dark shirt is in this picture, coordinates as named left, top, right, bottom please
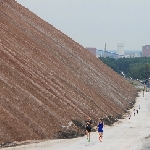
left=133, top=109, right=135, bottom=116
left=85, top=116, right=92, bottom=142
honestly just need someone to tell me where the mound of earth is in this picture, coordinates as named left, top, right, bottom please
left=0, top=0, right=137, bottom=145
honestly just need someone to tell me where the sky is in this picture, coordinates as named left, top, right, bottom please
left=16, top=0, right=150, bottom=51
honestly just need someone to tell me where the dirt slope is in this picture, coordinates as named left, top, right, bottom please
left=0, top=0, right=137, bottom=144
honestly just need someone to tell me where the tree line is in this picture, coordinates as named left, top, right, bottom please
left=98, top=57, right=150, bottom=80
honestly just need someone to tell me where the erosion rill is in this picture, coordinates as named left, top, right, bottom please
left=0, top=0, right=137, bottom=145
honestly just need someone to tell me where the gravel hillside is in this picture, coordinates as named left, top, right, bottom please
left=0, top=0, right=137, bottom=145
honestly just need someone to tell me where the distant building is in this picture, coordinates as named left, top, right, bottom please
left=124, top=51, right=141, bottom=58
left=86, top=47, right=96, bottom=56
left=96, top=50, right=104, bottom=58
left=97, top=50, right=119, bottom=59
left=97, top=50, right=142, bottom=59
left=134, top=52, right=141, bottom=57
left=117, top=43, right=124, bottom=55
left=142, top=45, right=150, bottom=57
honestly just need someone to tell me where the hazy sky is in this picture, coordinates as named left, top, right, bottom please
left=16, top=0, right=150, bottom=51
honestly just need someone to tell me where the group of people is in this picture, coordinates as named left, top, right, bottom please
left=85, top=117, right=104, bottom=142
left=133, top=105, right=140, bottom=116
left=128, top=105, right=140, bottom=122
left=85, top=104, right=141, bottom=142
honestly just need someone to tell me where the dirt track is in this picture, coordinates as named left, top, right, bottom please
left=2, top=90, right=150, bottom=150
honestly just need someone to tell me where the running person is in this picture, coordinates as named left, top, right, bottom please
left=97, top=118, right=104, bottom=142
left=128, top=113, right=131, bottom=123
left=85, top=116, right=92, bottom=142
left=133, top=109, right=135, bottom=116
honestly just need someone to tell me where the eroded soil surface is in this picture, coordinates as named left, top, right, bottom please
left=0, top=0, right=137, bottom=145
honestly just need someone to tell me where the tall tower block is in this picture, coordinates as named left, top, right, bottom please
left=117, top=43, right=124, bottom=55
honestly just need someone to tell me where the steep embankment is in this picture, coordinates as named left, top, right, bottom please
left=0, top=0, right=137, bottom=144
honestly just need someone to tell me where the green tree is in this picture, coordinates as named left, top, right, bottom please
left=98, top=57, right=150, bottom=80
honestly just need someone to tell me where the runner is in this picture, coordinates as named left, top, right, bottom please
left=85, top=116, right=92, bottom=142
left=97, top=118, right=104, bottom=142
left=133, top=109, right=136, bottom=116
left=128, top=113, right=131, bottom=123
